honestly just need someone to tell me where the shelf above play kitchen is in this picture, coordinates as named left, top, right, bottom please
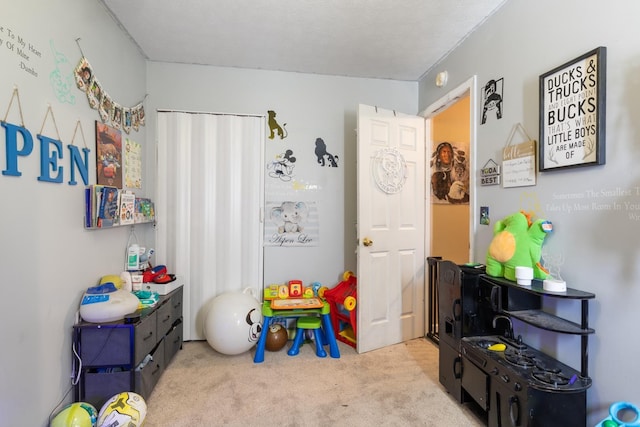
left=84, top=185, right=155, bottom=229
left=484, top=275, right=596, bottom=335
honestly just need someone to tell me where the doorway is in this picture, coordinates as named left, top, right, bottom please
left=421, top=77, right=477, bottom=265
left=421, top=77, right=477, bottom=341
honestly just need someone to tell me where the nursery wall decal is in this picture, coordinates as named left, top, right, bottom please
left=267, top=110, right=288, bottom=139
left=314, top=137, right=339, bottom=167
left=267, top=149, right=296, bottom=181
left=480, top=77, right=504, bottom=124
left=49, top=39, right=76, bottom=105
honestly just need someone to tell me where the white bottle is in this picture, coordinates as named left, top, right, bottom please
left=131, top=273, right=143, bottom=291
left=120, top=271, right=133, bottom=292
left=127, top=243, right=140, bottom=271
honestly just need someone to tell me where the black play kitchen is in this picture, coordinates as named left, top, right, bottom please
left=437, top=260, right=595, bottom=427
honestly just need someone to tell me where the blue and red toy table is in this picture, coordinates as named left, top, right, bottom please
left=253, top=299, right=340, bottom=363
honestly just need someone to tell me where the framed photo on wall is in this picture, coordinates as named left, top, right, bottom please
left=430, top=141, right=470, bottom=205
left=95, top=121, right=123, bottom=188
left=539, top=46, right=606, bottom=171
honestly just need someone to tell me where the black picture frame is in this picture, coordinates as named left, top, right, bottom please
left=539, top=46, right=606, bottom=171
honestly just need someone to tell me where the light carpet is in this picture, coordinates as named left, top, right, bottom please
left=143, top=338, right=484, bottom=427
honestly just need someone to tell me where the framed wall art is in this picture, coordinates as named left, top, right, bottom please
left=502, top=123, right=536, bottom=188
left=95, top=121, right=123, bottom=188
left=539, top=46, right=606, bottom=171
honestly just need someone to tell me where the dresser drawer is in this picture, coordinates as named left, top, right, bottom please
left=79, top=325, right=132, bottom=366
left=156, top=300, right=173, bottom=337
left=137, top=338, right=165, bottom=400
left=170, top=287, right=183, bottom=322
left=83, top=369, right=133, bottom=408
left=164, top=319, right=183, bottom=363
left=135, top=311, right=157, bottom=364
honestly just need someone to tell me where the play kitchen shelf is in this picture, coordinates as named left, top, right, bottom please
left=481, top=275, right=595, bottom=378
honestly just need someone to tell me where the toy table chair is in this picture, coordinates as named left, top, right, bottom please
left=287, top=317, right=327, bottom=357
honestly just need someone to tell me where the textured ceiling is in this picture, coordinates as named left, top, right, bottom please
left=101, top=0, right=507, bottom=81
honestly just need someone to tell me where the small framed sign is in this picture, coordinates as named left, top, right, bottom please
left=502, top=123, right=537, bottom=188
left=539, top=47, right=606, bottom=171
left=480, top=159, right=500, bottom=186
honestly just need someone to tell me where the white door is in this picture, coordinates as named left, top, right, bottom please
left=356, top=104, right=426, bottom=353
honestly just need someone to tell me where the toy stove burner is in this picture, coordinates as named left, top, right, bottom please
left=533, top=360, right=561, bottom=374
left=504, top=349, right=537, bottom=368
left=532, top=370, right=571, bottom=387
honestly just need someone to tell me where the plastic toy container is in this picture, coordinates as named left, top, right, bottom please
left=595, top=402, right=640, bottom=427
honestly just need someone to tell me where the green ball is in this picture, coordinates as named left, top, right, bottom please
left=51, top=402, right=98, bottom=427
left=602, top=419, right=619, bottom=427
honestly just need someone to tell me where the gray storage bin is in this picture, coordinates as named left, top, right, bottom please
left=137, top=338, right=165, bottom=399
left=164, top=319, right=183, bottom=363
left=83, top=369, right=133, bottom=409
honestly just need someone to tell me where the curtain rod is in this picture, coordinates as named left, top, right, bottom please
left=156, top=108, right=265, bottom=118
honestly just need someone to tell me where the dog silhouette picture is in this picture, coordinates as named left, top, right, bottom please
left=267, top=110, right=288, bottom=139
left=314, top=138, right=339, bottom=167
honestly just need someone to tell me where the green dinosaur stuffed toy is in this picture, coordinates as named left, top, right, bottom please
left=485, top=211, right=553, bottom=281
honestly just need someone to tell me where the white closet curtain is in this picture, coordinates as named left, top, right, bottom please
left=156, top=111, right=264, bottom=341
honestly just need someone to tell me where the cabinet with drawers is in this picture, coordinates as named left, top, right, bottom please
left=73, top=285, right=183, bottom=408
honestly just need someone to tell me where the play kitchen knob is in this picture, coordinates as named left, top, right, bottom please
left=362, top=237, right=373, bottom=247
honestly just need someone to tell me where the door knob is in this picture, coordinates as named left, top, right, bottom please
left=363, top=237, right=373, bottom=247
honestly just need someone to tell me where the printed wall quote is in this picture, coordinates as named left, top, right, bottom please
left=539, top=47, right=606, bottom=171
left=546, top=186, right=640, bottom=221
left=0, top=24, right=42, bottom=78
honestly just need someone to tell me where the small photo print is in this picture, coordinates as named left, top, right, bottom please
left=123, top=108, right=132, bottom=134
left=111, top=104, right=123, bottom=130
left=74, top=57, right=93, bottom=92
left=480, top=206, right=490, bottom=225
left=131, top=103, right=145, bottom=131
left=99, top=93, right=113, bottom=123
left=86, top=78, right=103, bottom=110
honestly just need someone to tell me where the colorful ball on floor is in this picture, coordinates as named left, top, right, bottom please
left=51, top=402, right=98, bottom=427
left=265, top=323, right=288, bottom=351
left=203, top=290, right=263, bottom=355
left=97, top=392, right=146, bottom=427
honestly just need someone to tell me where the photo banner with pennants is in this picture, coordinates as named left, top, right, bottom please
left=74, top=40, right=146, bottom=134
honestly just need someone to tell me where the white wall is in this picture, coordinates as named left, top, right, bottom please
left=145, top=63, right=417, bottom=289
left=419, top=0, right=640, bottom=423
left=0, top=1, right=148, bottom=426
